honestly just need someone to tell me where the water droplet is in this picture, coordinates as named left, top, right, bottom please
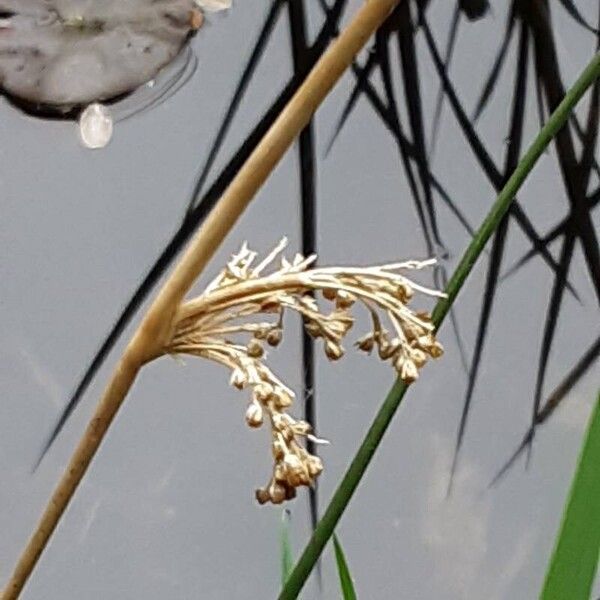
left=79, top=103, right=113, bottom=149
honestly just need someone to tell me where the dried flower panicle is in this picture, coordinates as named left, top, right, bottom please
left=166, top=238, right=445, bottom=504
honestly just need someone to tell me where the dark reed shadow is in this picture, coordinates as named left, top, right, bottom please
left=326, top=0, right=599, bottom=490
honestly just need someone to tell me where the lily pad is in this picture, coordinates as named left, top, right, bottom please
left=0, top=0, right=202, bottom=114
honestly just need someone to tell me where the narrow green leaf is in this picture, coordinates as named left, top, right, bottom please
left=333, top=534, right=358, bottom=600
left=279, top=50, right=600, bottom=600
left=280, top=509, right=294, bottom=587
left=541, top=391, right=600, bottom=600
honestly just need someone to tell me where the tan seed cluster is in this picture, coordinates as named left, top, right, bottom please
left=165, top=239, right=445, bottom=504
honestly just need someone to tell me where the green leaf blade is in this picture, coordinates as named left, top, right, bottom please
left=541, top=391, right=600, bottom=600
left=333, top=534, right=358, bottom=600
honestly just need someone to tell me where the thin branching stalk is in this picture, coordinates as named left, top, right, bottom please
left=1, top=1, right=401, bottom=598
left=278, top=50, right=600, bottom=600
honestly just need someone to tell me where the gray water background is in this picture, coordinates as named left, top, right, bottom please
left=1, top=2, right=599, bottom=598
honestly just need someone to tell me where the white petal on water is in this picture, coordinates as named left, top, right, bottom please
left=78, top=103, right=114, bottom=150
left=195, top=0, right=232, bottom=12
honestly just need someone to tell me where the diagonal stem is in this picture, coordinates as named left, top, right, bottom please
left=278, top=49, right=600, bottom=600
left=1, top=1, right=401, bottom=598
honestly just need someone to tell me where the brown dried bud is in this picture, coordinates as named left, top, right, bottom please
left=322, top=287, right=337, bottom=301
left=247, top=339, right=264, bottom=358
left=272, top=412, right=294, bottom=432
left=266, top=328, right=283, bottom=347
left=356, top=333, right=375, bottom=353
left=269, top=481, right=286, bottom=504
left=273, top=389, right=293, bottom=408
left=410, top=348, right=428, bottom=368
left=379, top=338, right=400, bottom=360
left=415, top=310, right=432, bottom=323
left=254, top=327, right=268, bottom=340
left=325, top=341, right=344, bottom=361
left=261, top=300, right=281, bottom=313
left=428, top=341, right=444, bottom=358
left=274, top=461, right=286, bottom=482
left=245, top=401, right=263, bottom=428
left=305, top=321, right=322, bottom=338
left=284, top=454, right=309, bottom=487
left=292, top=420, right=312, bottom=435
left=253, top=382, right=273, bottom=402
left=255, top=488, right=270, bottom=505
left=335, top=290, right=356, bottom=309
left=229, top=368, right=246, bottom=390
left=393, top=354, right=405, bottom=373
left=400, top=360, right=419, bottom=384
left=396, top=282, right=414, bottom=302
left=307, top=456, right=324, bottom=477
left=272, top=439, right=286, bottom=460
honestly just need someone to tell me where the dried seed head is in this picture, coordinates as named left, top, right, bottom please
left=166, top=239, right=445, bottom=505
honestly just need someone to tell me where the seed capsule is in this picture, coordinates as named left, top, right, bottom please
left=266, top=328, right=283, bottom=347
left=247, top=339, right=264, bottom=358
left=325, top=341, right=344, bottom=361
left=335, top=290, right=356, bottom=309
left=429, top=341, right=444, bottom=358
left=255, top=488, right=270, bottom=505
left=307, top=456, right=324, bottom=477
left=322, top=288, right=337, bottom=301
left=356, top=333, right=375, bottom=352
left=410, top=348, right=428, bottom=368
left=245, top=401, right=263, bottom=428
left=269, top=482, right=286, bottom=504
left=400, top=360, right=419, bottom=384
left=229, top=368, right=246, bottom=390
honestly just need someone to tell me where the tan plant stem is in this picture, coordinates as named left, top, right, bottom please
left=1, top=1, right=400, bottom=598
